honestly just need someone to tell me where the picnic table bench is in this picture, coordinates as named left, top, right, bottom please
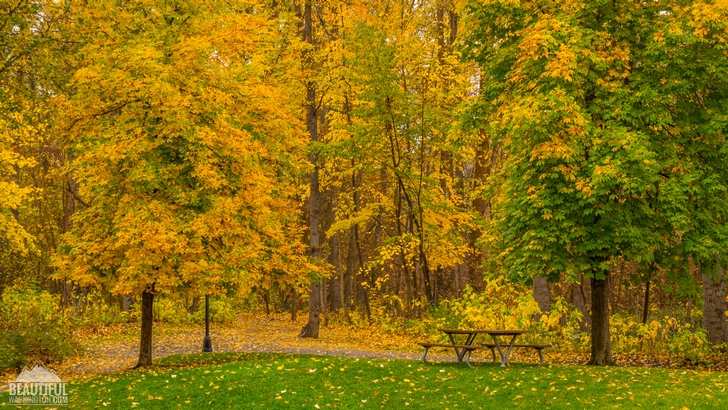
left=418, top=342, right=481, bottom=368
left=481, top=343, right=551, bottom=365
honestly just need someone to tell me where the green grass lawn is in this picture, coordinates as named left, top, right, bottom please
left=3, top=353, right=727, bottom=409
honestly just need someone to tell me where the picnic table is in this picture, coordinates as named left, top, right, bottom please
left=419, top=329, right=550, bottom=367
left=440, top=328, right=526, bottom=367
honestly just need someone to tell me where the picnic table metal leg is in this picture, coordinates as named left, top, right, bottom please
left=462, top=333, right=478, bottom=362
left=447, top=333, right=478, bottom=363
left=422, top=346, right=430, bottom=364
left=446, top=333, right=463, bottom=362
left=492, top=337, right=504, bottom=366
left=501, top=335, right=519, bottom=367
left=489, top=347, right=497, bottom=363
left=492, top=335, right=520, bottom=367
left=537, top=348, right=544, bottom=365
left=465, top=350, right=473, bottom=368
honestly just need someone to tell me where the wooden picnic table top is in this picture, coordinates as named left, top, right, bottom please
left=438, top=328, right=528, bottom=336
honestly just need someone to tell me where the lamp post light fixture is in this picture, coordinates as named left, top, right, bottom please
left=202, top=294, right=213, bottom=352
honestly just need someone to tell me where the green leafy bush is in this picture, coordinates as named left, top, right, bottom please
left=192, top=298, right=237, bottom=324
left=152, top=296, right=190, bottom=325
left=405, top=281, right=712, bottom=361
left=140, top=294, right=238, bottom=325
left=0, top=285, right=76, bottom=368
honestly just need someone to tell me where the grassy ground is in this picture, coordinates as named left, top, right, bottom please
left=4, top=352, right=727, bottom=409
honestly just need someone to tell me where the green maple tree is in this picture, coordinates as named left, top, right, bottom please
left=463, top=0, right=728, bottom=364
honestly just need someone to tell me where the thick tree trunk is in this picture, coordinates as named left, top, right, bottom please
left=701, top=259, right=728, bottom=345
left=588, top=274, right=614, bottom=366
left=299, top=282, right=321, bottom=338
left=135, top=285, right=155, bottom=367
left=533, top=276, right=550, bottom=320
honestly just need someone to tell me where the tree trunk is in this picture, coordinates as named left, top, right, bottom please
left=329, top=234, right=343, bottom=311
left=299, top=282, right=321, bottom=338
left=571, top=280, right=591, bottom=330
left=344, top=229, right=357, bottom=308
left=320, top=277, right=328, bottom=327
left=121, top=294, right=132, bottom=312
left=588, top=273, right=614, bottom=365
left=701, top=258, right=728, bottom=345
left=642, top=279, right=650, bottom=324
left=686, top=297, right=693, bottom=326
left=290, top=289, right=298, bottom=322
left=533, top=276, right=550, bottom=320
left=135, top=285, right=155, bottom=367
left=61, top=177, right=79, bottom=307
left=263, top=291, right=270, bottom=315
left=63, top=177, right=78, bottom=233
left=188, top=295, right=200, bottom=314
left=298, top=0, right=323, bottom=339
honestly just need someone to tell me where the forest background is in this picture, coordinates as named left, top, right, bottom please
left=1, top=0, right=727, bottom=370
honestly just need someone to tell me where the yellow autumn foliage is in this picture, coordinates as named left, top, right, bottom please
left=54, top=0, right=310, bottom=299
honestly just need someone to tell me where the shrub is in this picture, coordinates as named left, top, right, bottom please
left=192, top=298, right=237, bottom=324
left=136, top=294, right=239, bottom=325
left=152, top=296, right=189, bottom=325
left=71, top=291, right=131, bottom=327
left=0, top=284, right=76, bottom=368
left=405, top=281, right=711, bottom=361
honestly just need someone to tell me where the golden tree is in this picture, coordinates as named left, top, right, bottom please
left=55, top=0, right=309, bottom=367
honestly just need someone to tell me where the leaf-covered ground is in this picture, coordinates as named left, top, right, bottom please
left=50, top=313, right=431, bottom=383
left=6, top=352, right=728, bottom=409
left=3, top=312, right=727, bottom=387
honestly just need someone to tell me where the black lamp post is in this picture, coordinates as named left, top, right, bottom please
left=202, top=294, right=213, bottom=352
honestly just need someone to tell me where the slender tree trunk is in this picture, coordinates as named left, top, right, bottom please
left=298, top=0, right=322, bottom=339
left=60, top=177, right=79, bottom=307
left=642, top=279, right=650, bottom=324
left=533, top=276, right=550, bottom=320
left=345, top=229, right=357, bottom=308
left=686, top=297, right=693, bottom=326
left=320, top=277, right=328, bottom=327
left=188, top=295, right=200, bottom=314
left=702, top=258, right=728, bottom=345
left=121, top=294, right=132, bottom=312
left=135, top=285, right=155, bottom=367
left=352, top=169, right=371, bottom=319
left=290, top=289, right=298, bottom=322
left=63, top=177, right=77, bottom=233
left=263, top=292, right=270, bottom=315
left=571, top=279, right=591, bottom=330
left=588, top=273, right=614, bottom=366
left=454, top=264, right=463, bottom=297
left=329, top=234, right=343, bottom=311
